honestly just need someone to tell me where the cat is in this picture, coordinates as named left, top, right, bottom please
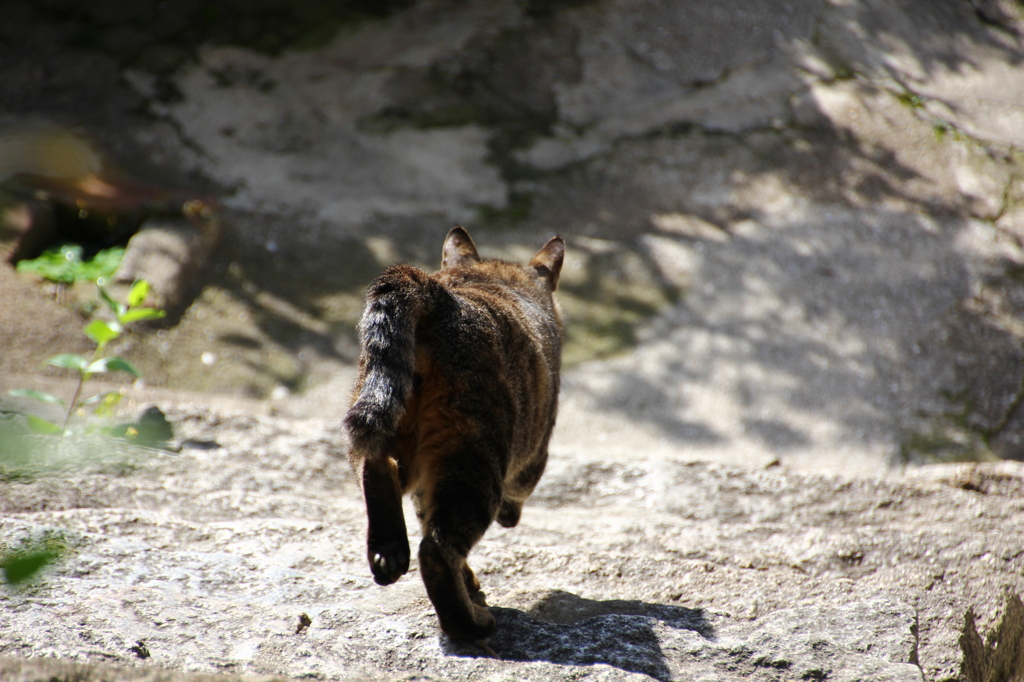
left=344, top=225, right=564, bottom=641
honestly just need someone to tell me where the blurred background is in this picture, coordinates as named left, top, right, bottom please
left=2, top=0, right=1024, bottom=472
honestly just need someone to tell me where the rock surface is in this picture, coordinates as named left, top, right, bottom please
left=3, top=408, right=1024, bottom=681
left=3, top=1, right=1024, bottom=681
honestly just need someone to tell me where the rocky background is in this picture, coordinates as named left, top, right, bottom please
left=2, top=1, right=1024, bottom=681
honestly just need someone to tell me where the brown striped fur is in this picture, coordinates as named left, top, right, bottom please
left=344, top=226, right=564, bottom=640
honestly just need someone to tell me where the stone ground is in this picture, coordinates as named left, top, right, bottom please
left=2, top=408, right=1024, bottom=682
left=3, top=1, right=1024, bottom=681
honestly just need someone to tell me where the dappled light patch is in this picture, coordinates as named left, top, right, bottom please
left=557, top=236, right=683, bottom=366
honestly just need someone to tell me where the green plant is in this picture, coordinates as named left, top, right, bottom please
left=15, top=243, right=125, bottom=285
left=0, top=534, right=68, bottom=586
left=9, top=280, right=166, bottom=434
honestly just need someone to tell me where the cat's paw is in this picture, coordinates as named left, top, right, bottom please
left=440, top=603, right=496, bottom=641
left=496, top=499, right=522, bottom=528
left=368, top=540, right=410, bottom=585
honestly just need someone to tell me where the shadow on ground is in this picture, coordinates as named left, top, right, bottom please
left=444, top=590, right=713, bottom=682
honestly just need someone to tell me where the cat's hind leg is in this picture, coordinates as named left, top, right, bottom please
left=417, top=439, right=502, bottom=640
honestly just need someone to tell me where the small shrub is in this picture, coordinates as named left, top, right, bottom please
left=8, top=280, right=165, bottom=434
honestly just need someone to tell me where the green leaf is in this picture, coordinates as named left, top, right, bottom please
left=119, top=307, right=166, bottom=323
left=79, top=390, right=120, bottom=406
left=77, top=246, right=124, bottom=282
left=98, top=287, right=125, bottom=317
left=1, top=538, right=64, bottom=586
left=2, top=549, right=57, bottom=584
left=127, top=280, right=150, bottom=308
left=15, top=245, right=81, bottom=284
left=93, top=356, right=140, bottom=378
left=87, top=391, right=124, bottom=418
left=8, top=389, right=65, bottom=406
left=80, top=391, right=124, bottom=419
left=83, top=319, right=122, bottom=345
left=46, top=354, right=89, bottom=372
left=85, top=359, right=107, bottom=374
left=25, top=415, right=62, bottom=435
left=14, top=244, right=123, bottom=285
left=1, top=550, right=56, bottom=584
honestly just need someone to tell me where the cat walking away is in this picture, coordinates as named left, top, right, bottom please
left=345, top=226, right=564, bottom=641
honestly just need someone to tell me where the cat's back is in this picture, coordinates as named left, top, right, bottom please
left=429, top=260, right=561, bottom=375
left=415, top=261, right=561, bottom=465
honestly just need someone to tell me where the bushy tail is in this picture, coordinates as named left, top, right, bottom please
left=344, top=265, right=441, bottom=456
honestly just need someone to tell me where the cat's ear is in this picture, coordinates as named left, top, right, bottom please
left=529, top=236, right=564, bottom=291
left=442, top=226, right=481, bottom=269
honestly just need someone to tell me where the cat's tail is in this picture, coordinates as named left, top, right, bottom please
left=344, top=264, right=443, bottom=456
